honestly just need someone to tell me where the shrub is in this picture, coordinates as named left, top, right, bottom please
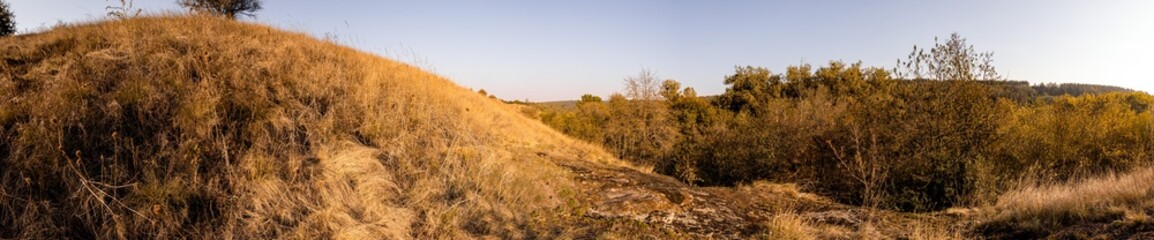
left=178, top=0, right=262, bottom=19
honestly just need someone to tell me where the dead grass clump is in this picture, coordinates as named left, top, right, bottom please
left=757, top=212, right=815, bottom=240
left=1, top=14, right=619, bottom=239
left=980, top=167, right=1154, bottom=237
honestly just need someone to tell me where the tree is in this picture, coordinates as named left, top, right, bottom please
left=573, top=94, right=609, bottom=141
left=889, top=34, right=1008, bottom=209
left=0, top=0, right=14, bottom=37
left=579, top=94, right=602, bottom=103
left=661, top=79, right=681, bottom=101
left=624, top=68, right=663, bottom=101
left=660, top=79, right=723, bottom=184
left=897, top=33, right=1001, bottom=81
left=718, top=66, right=782, bottom=114
left=602, top=70, right=679, bottom=167
left=179, top=0, right=262, bottom=19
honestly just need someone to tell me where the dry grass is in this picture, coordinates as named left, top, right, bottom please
left=0, top=14, right=628, bottom=239
left=742, top=181, right=826, bottom=204
left=981, top=167, right=1154, bottom=237
left=907, top=221, right=966, bottom=240
left=757, top=212, right=815, bottom=240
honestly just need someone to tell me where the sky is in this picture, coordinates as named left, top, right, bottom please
left=7, top=0, right=1153, bottom=101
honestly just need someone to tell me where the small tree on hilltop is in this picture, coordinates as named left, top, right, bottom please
left=178, top=0, right=262, bottom=19
left=1, top=0, right=15, bottom=37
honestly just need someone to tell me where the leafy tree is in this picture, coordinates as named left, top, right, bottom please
left=660, top=79, right=682, bottom=101
left=543, top=94, right=609, bottom=142
left=874, top=34, right=1009, bottom=209
left=579, top=94, right=602, bottom=103
left=178, top=0, right=262, bottom=19
left=997, top=92, right=1154, bottom=181
left=782, top=64, right=814, bottom=97
left=718, top=66, right=782, bottom=114
left=658, top=79, right=725, bottom=184
left=572, top=95, right=609, bottom=141
left=0, top=0, right=14, bottom=37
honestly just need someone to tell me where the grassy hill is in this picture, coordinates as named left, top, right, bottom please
left=0, top=15, right=635, bottom=239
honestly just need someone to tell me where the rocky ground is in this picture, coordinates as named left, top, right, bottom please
left=551, top=156, right=975, bottom=239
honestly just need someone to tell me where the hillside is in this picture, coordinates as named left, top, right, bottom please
left=0, top=15, right=629, bottom=239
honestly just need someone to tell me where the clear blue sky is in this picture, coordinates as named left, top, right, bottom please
left=8, top=0, right=1153, bottom=101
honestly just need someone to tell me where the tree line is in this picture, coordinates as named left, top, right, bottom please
left=533, top=33, right=1154, bottom=211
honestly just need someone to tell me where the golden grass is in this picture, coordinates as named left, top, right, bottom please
left=982, top=167, right=1154, bottom=235
left=0, top=14, right=628, bottom=239
left=758, top=212, right=815, bottom=240
left=907, top=222, right=965, bottom=240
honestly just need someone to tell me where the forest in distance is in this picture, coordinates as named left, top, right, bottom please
left=516, top=33, right=1153, bottom=212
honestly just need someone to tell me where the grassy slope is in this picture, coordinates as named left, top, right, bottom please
left=0, top=15, right=629, bottom=239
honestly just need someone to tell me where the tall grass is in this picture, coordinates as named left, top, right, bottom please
left=757, top=212, right=814, bottom=240
left=981, top=167, right=1154, bottom=236
left=0, top=15, right=626, bottom=239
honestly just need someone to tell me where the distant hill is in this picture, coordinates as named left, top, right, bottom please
left=536, top=100, right=579, bottom=108
left=1031, top=82, right=1135, bottom=96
